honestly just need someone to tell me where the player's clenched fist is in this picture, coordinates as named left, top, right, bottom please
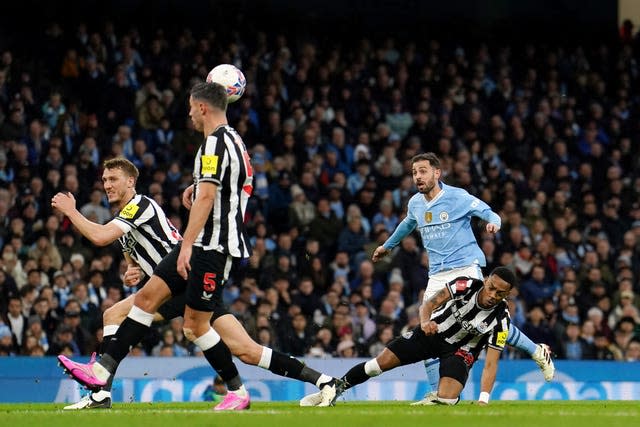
left=123, top=265, right=144, bottom=286
left=372, top=246, right=389, bottom=262
left=421, top=320, right=438, bottom=335
left=182, top=184, right=194, bottom=210
left=51, top=192, right=76, bottom=216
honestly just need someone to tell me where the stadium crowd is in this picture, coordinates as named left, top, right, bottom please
left=1, top=16, right=640, bottom=364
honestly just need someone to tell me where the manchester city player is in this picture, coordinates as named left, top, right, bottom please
left=372, top=153, right=554, bottom=404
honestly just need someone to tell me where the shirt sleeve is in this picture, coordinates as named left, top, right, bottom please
left=466, top=193, right=501, bottom=227
left=383, top=214, right=417, bottom=250
left=197, top=134, right=228, bottom=185
left=486, top=308, right=510, bottom=351
left=112, top=196, right=152, bottom=231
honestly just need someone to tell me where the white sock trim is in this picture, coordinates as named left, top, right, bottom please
left=103, top=325, right=119, bottom=337
left=233, top=384, right=247, bottom=397
left=364, top=359, right=382, bottom=377
left=258, top=346, right=272, bottom=369
left=315, top=374, right=332, bottom=388
left=436, top=396, right=459, bottom=405
left=92, top=362, right=111, bottom=382
left=192, top=328, right=221, bottom=351
left=128, top=306, right=154, bottom=326
left=92, top=390, right=112, bottom=400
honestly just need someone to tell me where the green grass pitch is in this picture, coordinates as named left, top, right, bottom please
left=1, top=401, right=637, bottom=427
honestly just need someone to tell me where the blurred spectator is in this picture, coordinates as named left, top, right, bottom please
left=25, top=315, right=49, bottom=353
left=351, top=301, right=376, bottom=350
left=80, top=190, right=111, bottom=225
left=521, top=305, right=556, bottom=351
left=368, top=325, right=394, bottom=357
left=46, top=324, right=80, bottom=356
left=31, top=295, right=58, bottom=339
left=349, top=260, right=385, bottom=304
left=558, top=322, right=595, bottom=360
left=624, top=339, right=640, bottom=362
left=2, top=296, right=27, bottom=349
left=608, top=290, right=638, bottom=329
left=520, top=265, right=560, bottom=308
left=279, top=312, right=314, bottom=356
left=0, top=324, right=16, bottom=355
left=289, top=184, right=316, bottom=233
left=336, top=338, right=358, bottom=358
left=0, top=270, right=18, bottom=314
left=291, top=277, right=322, bottom=320
left=152, top=328, right=189, bottom=357
left=59, top=299, right=91, bottom=355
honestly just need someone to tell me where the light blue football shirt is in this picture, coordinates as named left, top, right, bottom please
left=383, top=181, right=501, bottom=275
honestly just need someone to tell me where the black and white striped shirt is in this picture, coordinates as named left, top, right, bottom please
left=434, top=277, right=510, bottom=356
left=192, top=124, right=253, bottom=257
left=112, top=194, right=182, bottom=276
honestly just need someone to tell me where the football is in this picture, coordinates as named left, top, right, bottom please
left=206, top=64, right=246, bottom=103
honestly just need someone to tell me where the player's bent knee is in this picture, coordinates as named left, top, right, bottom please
left=103, top=305, right=123, bottom=325
left=364, top=359, right=382, bottom=376
left=438, top=356, right=469, bottom=393
left=104, top=298, right=132, bottom=324
left=134, top=290, right=157, bottom=312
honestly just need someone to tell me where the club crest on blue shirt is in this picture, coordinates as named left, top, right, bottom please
left=425, top=212, right=432, bottom=223
left=439, top=211, right=449, bottom=221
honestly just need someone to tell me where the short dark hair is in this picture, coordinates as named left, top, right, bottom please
left=104, top=157, right=139, bottom=181
left=190, top=81, right=228, bottom=112
left=411, top=152, right=441, bottom=169
left=490, top=266, right=518, bottom=290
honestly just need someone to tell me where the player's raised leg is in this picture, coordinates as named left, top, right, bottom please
left=58, top=276, right=173, bottom=390
left=214, top=311, right=339, bottom=407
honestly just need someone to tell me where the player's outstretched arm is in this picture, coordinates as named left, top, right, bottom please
left=372, top=245, right=390, bottom=262
left=377, top=217, right=417, bottom=259
left=477, top=346, right=501, bottom=405
left=51, top=192, right=124, bottom=246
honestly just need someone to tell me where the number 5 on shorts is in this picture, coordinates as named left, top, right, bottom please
left=203, top=272, right=217, bottom=292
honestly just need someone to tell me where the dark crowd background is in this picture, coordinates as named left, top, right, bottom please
left=1, top=0, right=640, bottom=363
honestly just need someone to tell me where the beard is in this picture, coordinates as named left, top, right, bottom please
left=418, top=182, right=435, bottom=194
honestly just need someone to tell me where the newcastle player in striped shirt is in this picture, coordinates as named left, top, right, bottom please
left=56, top=82, right=340, bottom=410
left=372, top=153, right=554, bottom=404
left=52, top=157, right=181, bottom=408
left=302, top=266, right=517, bottom=406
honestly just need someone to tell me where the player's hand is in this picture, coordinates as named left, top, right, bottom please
left=51, top=192, right=77, bottom=216
left=485, top=223, right=500, bottom=234
left=123, top=265, right=144, bottom=287
left=372, top=246, right=389, bottom=262
left=177, top=244, right=192, bottom=280
left=421, top=320, right=438, bottom=335
left=182, top=185, right=194, bottom=210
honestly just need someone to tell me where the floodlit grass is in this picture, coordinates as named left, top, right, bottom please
left=1, top=401, right=638, bottom=427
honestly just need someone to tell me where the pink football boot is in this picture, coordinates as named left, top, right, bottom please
left=213, top=390, right=251, bottom=411
left=58, top=353, right=107, bottom=391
